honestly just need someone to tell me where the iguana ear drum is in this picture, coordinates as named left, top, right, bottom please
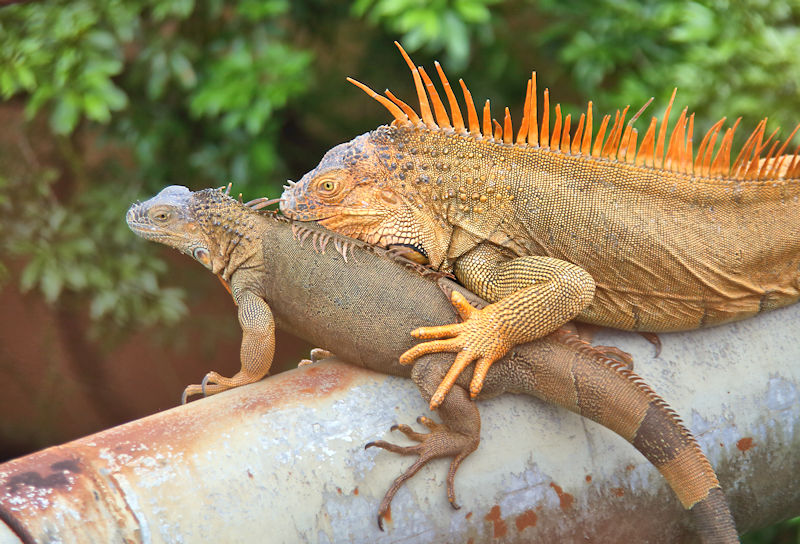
left=193, top=247, right=212, bottom=270
left=380, top=189, right=399, bottom=204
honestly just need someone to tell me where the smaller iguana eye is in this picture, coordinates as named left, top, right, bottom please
left=154, top=211, right=169, bottom=222
left=322, top=180, right=335, bottom=191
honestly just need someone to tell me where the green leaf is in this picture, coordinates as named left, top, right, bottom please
left=19, top=259, right=42, bottom=293
left=83, top=93, right=111, bottom=122
left=454, top=0, right=492, bottom=23
left=90, top=290, right=118, bottom=319
left=15, top=64, right=36, bottom=91
left=50, top=94, right=81, bottom=134
left=103, top=83, right=128, bottom=111
left=40, top=266, right=63, bottom=303
left=0, top=71, right=15, bottom=97
left=169, top=50, right=197, bottom=88
left=85, top=30, right=116, bottom=51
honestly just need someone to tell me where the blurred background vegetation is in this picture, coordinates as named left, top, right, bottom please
left=0, top=0, right=799, bottom=539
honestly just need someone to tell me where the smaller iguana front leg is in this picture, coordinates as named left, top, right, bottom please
left=182, top=284, right=275, bottom=403
left=401, top=245, right=595, bottom=408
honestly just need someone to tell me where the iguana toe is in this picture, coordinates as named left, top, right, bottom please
left=299, top=347, right=336, bottom=367
left=182, top=380, right=230, bottom=404
left=181, top=385, right=201, bottom=404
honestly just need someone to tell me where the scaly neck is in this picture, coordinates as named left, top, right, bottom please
left=192, top=190, right=265, bottom=281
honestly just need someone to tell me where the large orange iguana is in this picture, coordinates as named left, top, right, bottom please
left=127, top=186, right=737, bottom=542
left=280, top=42, right=800, bottom=408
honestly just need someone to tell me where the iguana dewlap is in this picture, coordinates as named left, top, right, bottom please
left=128, top=186, right=737, bottom=542
left=280, top=42, right=800, bottom=407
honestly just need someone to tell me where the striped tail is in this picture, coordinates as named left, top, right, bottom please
left=540, top=329, right=739, bottom=543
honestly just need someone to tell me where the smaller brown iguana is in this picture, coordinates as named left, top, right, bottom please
left=127, top=186, right=737, bottom=542
left=280, top=42, right=800, bottom=409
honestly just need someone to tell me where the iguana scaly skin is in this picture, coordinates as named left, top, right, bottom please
left=280, top=43, right=800, bottom=407
left=128, top=186, right=737, bottom=542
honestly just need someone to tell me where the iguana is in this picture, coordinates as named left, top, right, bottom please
left=127, top=185, right=738, bottom=542
left=279, top=43, right=800, bottom=408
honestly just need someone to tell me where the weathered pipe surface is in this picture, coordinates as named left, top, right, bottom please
left=0, top=300, right=799, bottom=543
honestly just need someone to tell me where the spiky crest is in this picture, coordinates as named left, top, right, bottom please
left=347, top=41, right=800, bottom=180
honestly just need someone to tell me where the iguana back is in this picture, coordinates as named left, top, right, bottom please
left=281, top=45, right=800, bottom=332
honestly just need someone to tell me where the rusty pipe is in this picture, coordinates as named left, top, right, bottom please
left=1, top=304, right=799, bottom=543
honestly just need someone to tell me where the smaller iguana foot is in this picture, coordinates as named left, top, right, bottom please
left=399, top=290, right=513, bottom=409
left=181, top=370, right=264, bottom=404
left=298, top=348, right=335, bottom=367
left=366, top=415, right=479, bottom=530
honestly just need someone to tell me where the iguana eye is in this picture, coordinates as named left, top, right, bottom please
left=322, top=180, right=336, bottom=191
left=153, top=210, right=170, bottom=222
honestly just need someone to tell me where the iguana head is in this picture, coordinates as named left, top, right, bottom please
left=280, top=128, right=447, bottom=266
left=127, top=185, right=260, bottom=280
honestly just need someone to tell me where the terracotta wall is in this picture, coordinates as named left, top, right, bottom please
left=0, top=261, right=310, bottom=461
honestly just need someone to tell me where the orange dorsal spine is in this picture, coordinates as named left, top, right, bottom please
left=347, top=43, right=799, bottom=181
left=516, top=79, right=532, bottom=145
left=481, top=100, right=491, bottom=139
left=418, top=66, right=451, bottom=129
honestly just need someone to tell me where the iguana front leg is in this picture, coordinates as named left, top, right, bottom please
left=182, top=285, right=275, bottom=403
left=401, top=245, right=595, bottom=408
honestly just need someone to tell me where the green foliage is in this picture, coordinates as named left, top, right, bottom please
left=534, top=0, right=800, bottom=133
left=353, top=0, right=500, bottom=69
left=189, top=38, right=309, bottom=136
left=0, top=163, right=186, bottom=335
left=1, top=5, right=800, bottom=537
left=0, top=0, right=134, bottom=134
left=0, top=0, right=315, bottom=338
left=0, top=0, right=311, bottom=194
left=743, top=515, right=800, bottom=543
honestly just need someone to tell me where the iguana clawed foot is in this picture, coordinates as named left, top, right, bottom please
left=399, top=290, right=513, bottom=409
left=181, top=369, right=264, bottom=404
left=366, top=415, right=479, bottom=530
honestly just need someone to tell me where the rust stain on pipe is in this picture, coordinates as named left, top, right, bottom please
left=0, top=363, right=363, bottom=544
left=736, top=437, right=755, bottom=452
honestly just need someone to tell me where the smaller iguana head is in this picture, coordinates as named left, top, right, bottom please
left=127, top=185, right=226, bottom=275
left=280, top=129, right=446, bottom=266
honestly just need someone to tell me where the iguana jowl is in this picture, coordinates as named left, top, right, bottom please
left=280, top=42, right=800, bottom=408
left=128, top=186, right=737, bottom=542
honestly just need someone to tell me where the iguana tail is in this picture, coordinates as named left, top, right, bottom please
left=530, top=329, right=738, bottom=543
